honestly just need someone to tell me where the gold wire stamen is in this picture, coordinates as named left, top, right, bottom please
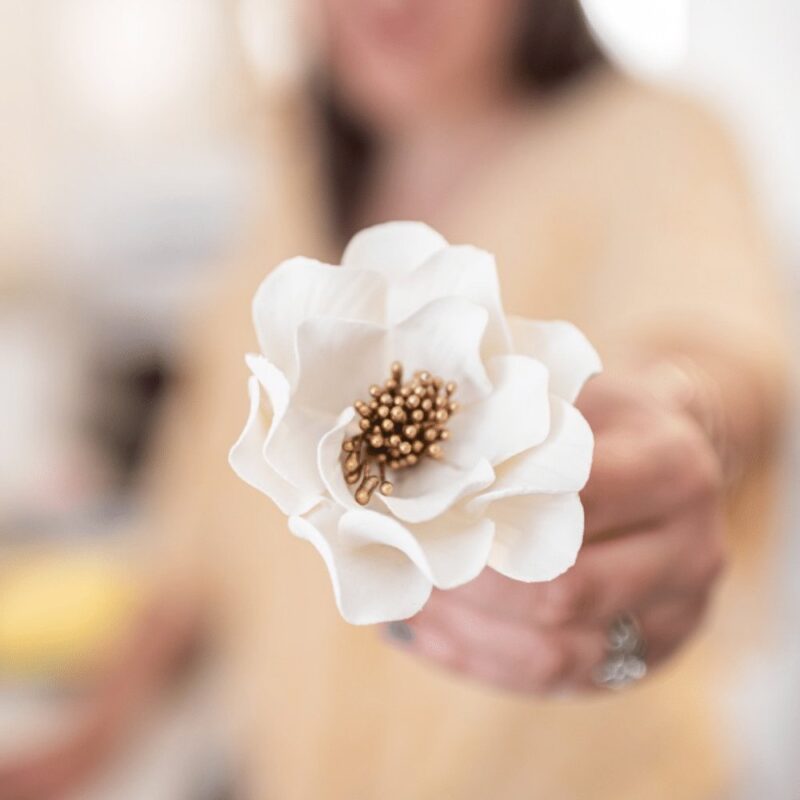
left=341, top=362, right=458, bottom=505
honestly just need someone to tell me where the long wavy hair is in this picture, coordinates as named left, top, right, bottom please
left=314, top=0, right=607, bottom=239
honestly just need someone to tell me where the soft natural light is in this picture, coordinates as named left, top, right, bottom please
left=580, top=0, right=689, bottom=77
left=238, top=0, right=300, bottom=86
left=51, top=0, right=221, bottom=130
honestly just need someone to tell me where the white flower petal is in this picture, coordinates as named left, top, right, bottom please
left=378, top=458, right=495, bottom=524
left=293, top=317, right=388, bottom=416
left=253, top=257, right=387, bottom=384
left=412, top=512, right=494, bottom=589
left=228, top=374, right=320, bottom=516
left=317, top=407, right=363, bottom=512
left=446, top=355, right=550, bottom=469
left=388, top=245, right=512, bottom=357
left=391, top=297, right=492, bottom=404
left=263, top=406, right=332, bottom=499
left=294, top=296, right=491, bottom=415
left=342, top=221, right=447, bottom=276
left=340, top=508, right=494, bottom=590
left=487, top=493, right=584, bottom=582
left=289, top=503, right=432, bottom=625
left=247, top=355, right=331, bottom=500
left=245, top=353, right=290, bottom=420
left=509, top=317, right=602, bottom=403
left=468, top=395, right=593, bottom=510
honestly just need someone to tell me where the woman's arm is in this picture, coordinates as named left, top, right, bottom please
left=0, top=591, right=203, bottom=799
left=383, top=93, right=790, bottom=693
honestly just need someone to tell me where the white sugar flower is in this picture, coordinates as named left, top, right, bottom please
left=230, top=222, right=601, bottom=624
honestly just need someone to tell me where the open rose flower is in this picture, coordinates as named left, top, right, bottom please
left=229, top=222, right=601, bottom=624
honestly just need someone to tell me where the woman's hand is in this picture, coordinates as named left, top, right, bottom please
left=386, top=370, right=728, bottom=693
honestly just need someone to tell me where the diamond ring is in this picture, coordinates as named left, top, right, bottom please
left=593, top=612, right=647, bottom=689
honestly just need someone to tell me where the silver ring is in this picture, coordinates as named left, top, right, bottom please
left=593, top=612, right=647, bottom=690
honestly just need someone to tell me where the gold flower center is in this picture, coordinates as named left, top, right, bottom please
left=341, top=361, right=459, bottom=505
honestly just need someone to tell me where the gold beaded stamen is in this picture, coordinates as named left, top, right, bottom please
left=341, top=362, right=459, bottom=505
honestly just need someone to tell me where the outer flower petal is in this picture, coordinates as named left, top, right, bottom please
left=289, top=503, right=433, bottom=625
left=388, top=245, right=513, bottom=357
left=487, top=493, right=584, bottom=582
left=391, top=297, right=492, bottom=404
left=340, top=508, right=494, bottom=590
left=468, top=396, right=593, bottom=509
left=253, top=257, right=387, bottom=384
left=228, top=373, right=320, bottom=516
left=377, top=458, right=495, bottom=524
left=246, top=355, right=330, bottom=501
left=342, top=221, right=447, bottom=276
left=509, top=317, right=602, bottom=403
left=445, top=355, right=550, bottom=469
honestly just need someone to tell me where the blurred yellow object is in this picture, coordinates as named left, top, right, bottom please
left=0, top=550, right=141, bottom=678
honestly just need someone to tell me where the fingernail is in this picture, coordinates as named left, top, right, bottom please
left=384, top=621, right=415, bottom=644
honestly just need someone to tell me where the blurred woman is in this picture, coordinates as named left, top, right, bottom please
left=1, top=0, right=789, bottom=798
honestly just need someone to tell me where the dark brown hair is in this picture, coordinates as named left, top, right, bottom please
left=315, top=0, right=607, bottom=239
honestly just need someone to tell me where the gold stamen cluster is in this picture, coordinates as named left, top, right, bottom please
left=341, top=362, right=459, bottom=505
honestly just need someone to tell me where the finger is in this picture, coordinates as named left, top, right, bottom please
left=415, top=588, right=704, bottom=693
left=386, top=590, right=713, bottom=697
left=581, top=421, right=720, bottom=540
left=439, top=503, right=724, bottom=629
left=529, top=505, right=723, bottom=627
left=398, top=593, right=573, bottom=694
left=415, top=592, right=615, bottom=695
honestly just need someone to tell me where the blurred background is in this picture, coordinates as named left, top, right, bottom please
left=0, top=1, right=797, bottom=798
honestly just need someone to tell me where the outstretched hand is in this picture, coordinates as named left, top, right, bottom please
left=386, top=370, right=727, bottom=693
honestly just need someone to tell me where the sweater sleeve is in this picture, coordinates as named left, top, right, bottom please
left=582, top=86, right=790, bottom=435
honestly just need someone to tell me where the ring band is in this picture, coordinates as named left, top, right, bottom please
left=385, top=620, right=415, bottom=644
left=593, top=612, right=647, bottom=689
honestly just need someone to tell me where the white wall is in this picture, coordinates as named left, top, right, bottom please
left=681, top=0, right=800, bottom=272
left=676, top=4, right=800, bottom=798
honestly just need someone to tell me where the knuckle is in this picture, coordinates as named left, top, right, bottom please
left=688, top=444, right=723, bottom=500
left=536, top=578, right=587, bottom=627
left=661, top=422, right=722, bottom=503
left=525, top=641, right=569, bottom=690
left=702, top=537, right=728, bottom=584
